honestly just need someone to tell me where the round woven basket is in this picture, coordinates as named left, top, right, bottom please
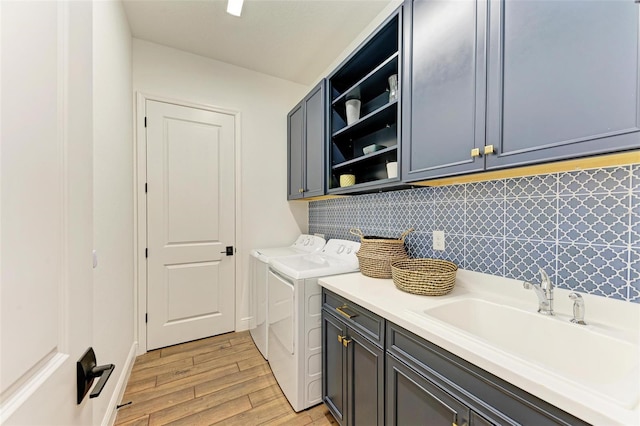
left=391, top=258, right=458, bottom=296
left=350, top=228, right=413, bottom=279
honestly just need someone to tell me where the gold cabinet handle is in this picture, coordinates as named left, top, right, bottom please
left=299, top=188, right=304, bottom=193
left=470, top=148, right=481, bottom=158
left=484, top=144, right=495, bottom=155
left=338, top=335, right=344, bottom=344
left=336, top=305, right=358, bottom=319
left=342, top=338, right=351, bottom=348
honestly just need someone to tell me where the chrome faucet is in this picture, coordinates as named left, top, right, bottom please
left=523, top=268, right=554, bottom=315
left=568, top=292, right=587, bottom=325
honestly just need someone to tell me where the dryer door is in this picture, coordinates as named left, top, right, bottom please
left=268, top=270, right=295, bottom=355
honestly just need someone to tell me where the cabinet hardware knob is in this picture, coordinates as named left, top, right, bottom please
left=299, top=188, right=304, bottom=193
left=484, top=145, right=495, bottom=155
left=342, top=338, right=351, bottom=348
left=338, top=335, right=344, bottom=343
left=470, top=148, right=481, bottom=158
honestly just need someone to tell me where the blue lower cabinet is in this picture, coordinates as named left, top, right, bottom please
left=386, top=354, right=471, bottom=426
left=322, top=292, right=385, bottom=426
left=321, top=289, right=590, bottom=426
left=386, top=323, right=590, bottom=426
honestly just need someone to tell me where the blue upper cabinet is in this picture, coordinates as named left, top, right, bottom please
left=403, top=0, right=639, bottom=183
left=485, top=0, right=640, bottom=169
left=287, top=81, right=326, bottom=200
left=402, top=0, right=488, bottom=181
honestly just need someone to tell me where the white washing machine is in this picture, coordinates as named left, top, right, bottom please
left=249, top=234, right=326, bottom=360
left=267, top=238, right=361, bottom=412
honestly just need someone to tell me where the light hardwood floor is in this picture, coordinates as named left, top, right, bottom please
left=114, top=331, right=338, bottom=426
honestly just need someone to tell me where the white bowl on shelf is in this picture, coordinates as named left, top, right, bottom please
left=363, top=144, right=384, bottom=155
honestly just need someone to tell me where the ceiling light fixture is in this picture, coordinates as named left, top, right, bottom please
left=227, top=0, right=244, bottom=17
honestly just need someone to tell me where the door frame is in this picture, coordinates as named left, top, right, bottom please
left=134, top=93, right=242, bottom=354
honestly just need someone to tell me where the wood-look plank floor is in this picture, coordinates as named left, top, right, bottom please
left=114, top=331, right=338, bottom=426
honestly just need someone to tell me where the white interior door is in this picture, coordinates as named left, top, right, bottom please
left=1, top=1, right=95, bottom=424
left=146, top=100, right=236, bottom=350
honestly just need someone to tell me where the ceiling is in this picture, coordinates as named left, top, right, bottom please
left=122, top=0, right=396, bottom=86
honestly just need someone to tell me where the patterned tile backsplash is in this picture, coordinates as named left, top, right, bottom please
left=309, top=165, right=640, bottom=303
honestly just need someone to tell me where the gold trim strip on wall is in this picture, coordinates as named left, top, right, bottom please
left=414, top=150, right=640, bottom=187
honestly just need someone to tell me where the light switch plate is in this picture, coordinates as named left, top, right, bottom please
left=433, top=231, right=445, bottom=251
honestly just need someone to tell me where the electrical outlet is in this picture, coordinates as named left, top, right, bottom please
left=433, top=230, right=445, bottom=251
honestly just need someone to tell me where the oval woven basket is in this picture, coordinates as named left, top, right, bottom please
left=350, top=228, right=413, bottom=279
left=391, top=258, right=458, bottom=296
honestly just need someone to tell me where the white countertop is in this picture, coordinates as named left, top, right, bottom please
left=319, top=269, right=640, bottom=425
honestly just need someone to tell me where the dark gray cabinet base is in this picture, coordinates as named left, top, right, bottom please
left=321, top=288, right=591, bottom=426
left=386, top=323, right=590, bottom=426
left=322, top=291, right=385, bottom=426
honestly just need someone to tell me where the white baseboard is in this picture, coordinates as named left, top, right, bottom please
left=236, top=317, right=250, bottom=332
left=101, top=341, right=138, bottom=426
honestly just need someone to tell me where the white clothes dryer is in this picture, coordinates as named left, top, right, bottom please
left=267, top=239, right=361, bottom=412
left=249, top=234, right=325, bottom=360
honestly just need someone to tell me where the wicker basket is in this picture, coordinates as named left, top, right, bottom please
left=350, top=228, right=413, bottom=279
left=390, top=258, right=458, bottom=296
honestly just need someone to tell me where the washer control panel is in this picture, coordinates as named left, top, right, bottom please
left=292, top=234, right=326, bottom=252
left=321, top=239, right=361, bottom=259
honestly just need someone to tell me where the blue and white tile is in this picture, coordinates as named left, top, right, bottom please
left=466, top=179, right=505, bottom=200
left=504, top=240, right=556, bottom=283
left=464, top=237, right=504, bottom=276
left=389, top=188, right=415, bottom=204
left=389, top=202, right=414, bottom=233
left=358, top=196, right=388, bottom=234
left=632, top=194, right=640, bottom=248
left=558, top=166, right=630, bottom=195
left=466, top=199, right=505, bottom=238
left=431, top=184, right=465, bottom=202
left=632, top=164, right=640, bottom=193
left=405, top=231, right=433, bottom=259
left=430, top=234, right=465, bottom=268
left=506, top=174, right=557, bottom=198
left=412, top=186, right=432, bottom=203
left=412, top=202, right=433, bottom=233
left=558, top=193, right=630, bottom=246
left=629, top=248, right=639, bottom=302
left=504, top=197, right=557, bottom=241
left=557, top=243, right=628, bottom=300
left=433, top=201, right=465, bottom=235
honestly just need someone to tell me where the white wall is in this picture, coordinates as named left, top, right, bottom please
left=132, top=39, right=308, bottom=332
left=93, top=1, right=134, bottom=424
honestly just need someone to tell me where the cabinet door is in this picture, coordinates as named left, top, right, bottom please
left=402, top=0, right=487, bottom=181
left=387, top=354, right=470, bottom=426
left=470, top=410, right=496, bottom=426
left=485, top=0, right=640, bottom=169
left=287, top=102, right=304, bottom=200
left=322, top=310, right=347, bottom=425
left=346, top=327, right=384, bottom=426
left=303, top=81, right=325, bottom=198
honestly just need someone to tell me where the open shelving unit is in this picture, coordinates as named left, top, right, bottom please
left=326, top=10, right=402, bottom=194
